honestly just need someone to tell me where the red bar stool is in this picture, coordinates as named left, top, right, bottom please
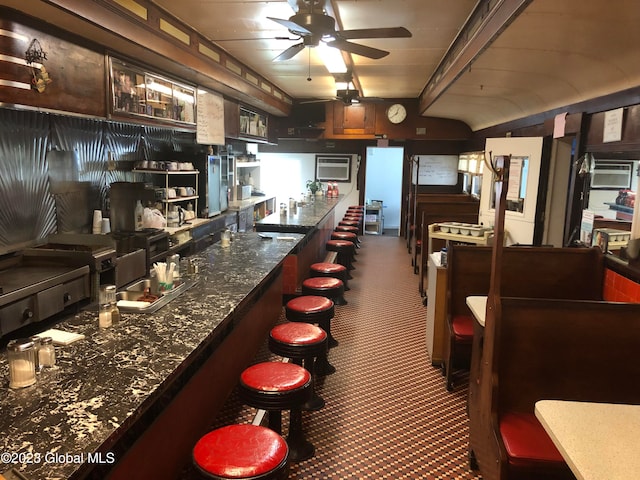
left=269, top=322, right=328, bottom=411
left=338, top=219, right=360, bottom=228
left=302, top=276, right=347, bottom=306
left=238, top=362, right=314, bottom=462
left=310, top=262, right=350, bottom=291
left=331, top=231, right=359, bottom=252
left=193, top=424, right=289, bottom=479
left=339, top=219, right=361, bottom=235
left=335, top=225, right=361, bottom=247
left=326, top=239, right=356, bottom=276
left=285, top=295, right=336, bottom=374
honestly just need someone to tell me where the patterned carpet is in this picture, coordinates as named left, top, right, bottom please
left=183, top=234, right=483, bottom=479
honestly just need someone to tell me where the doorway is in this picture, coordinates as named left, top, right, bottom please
left=365, top=146, right=404, bottom=236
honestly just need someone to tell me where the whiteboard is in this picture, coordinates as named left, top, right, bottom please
left=413, top=155, right=458, bottom=185
left=196, top=89, right=225, bottom=145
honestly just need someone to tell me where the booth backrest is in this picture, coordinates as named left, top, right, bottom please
left=448, top=246, right=604, bottom=319
left=497, top=297, right=640, bottom=412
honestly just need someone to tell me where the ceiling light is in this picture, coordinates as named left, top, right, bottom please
left=317, top=43, right=347, bottom=73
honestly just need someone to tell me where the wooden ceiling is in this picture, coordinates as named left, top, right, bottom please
left=151, top=0, right=640, bottom=130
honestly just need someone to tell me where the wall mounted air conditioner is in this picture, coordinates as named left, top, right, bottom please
left=315, top=155, right=351, bottom=182
left=590, top=161, right=633, bottom=189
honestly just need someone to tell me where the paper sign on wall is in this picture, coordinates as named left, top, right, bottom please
left=506, top=158, right=523, bottom=201
left=603, top=107, right=623, bottom=143
left=196, top=89, right=225, bottom=145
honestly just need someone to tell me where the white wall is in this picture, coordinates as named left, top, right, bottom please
left=258, top=152, right=360, bottom=220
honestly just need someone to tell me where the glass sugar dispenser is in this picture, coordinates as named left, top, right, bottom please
left=7, top=338, right=37, bottom=389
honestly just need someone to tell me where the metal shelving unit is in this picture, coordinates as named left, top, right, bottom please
left=365, top=201, right=383, bottom=235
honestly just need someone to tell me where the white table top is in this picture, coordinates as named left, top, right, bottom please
left=466, top=295, right=487, bottom=327
left=535, top=400, right=640, bottom=480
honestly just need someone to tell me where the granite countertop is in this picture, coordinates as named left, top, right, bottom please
left=255, top=196, right=343, bottom=233
left=0, top=231, right=304, bottom=480
left=227, top=195, right=275, bottom=211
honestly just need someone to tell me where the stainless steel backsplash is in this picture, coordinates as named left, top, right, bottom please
left=0, top=108, right=198, bottom=254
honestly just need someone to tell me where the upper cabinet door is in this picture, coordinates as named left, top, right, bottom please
left=479, top=137, right=544, bottom=245
left=333, top=103, right=376, bottom=135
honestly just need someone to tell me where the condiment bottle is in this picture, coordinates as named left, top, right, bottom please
left=99, top=303, right=112, bottom=328
left=38, top=336, right=56, bottom=367
left=7, top=339, right=37, bottom=389
left=100, top=284, right=120, bottom=324
left=110, top=303, right=121, bottom=324
left=440, top=247, right=448, bottom=267
left=29, top=336, right=43, bottom=373
left=135, top=200, right=144, bottom=231
left=221, top=229, right=231, bottom=247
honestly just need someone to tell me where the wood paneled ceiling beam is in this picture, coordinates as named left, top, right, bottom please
left=419, top=0, right=532, bottom=115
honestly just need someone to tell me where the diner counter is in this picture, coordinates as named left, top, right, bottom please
left=255, top=196, right=343, bottom=233
left=0, top=231, right=305, bottom=480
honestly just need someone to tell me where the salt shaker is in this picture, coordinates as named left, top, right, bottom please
left=7, top=339, right=37, bottom=389
left=38, top=336, right=56, bottom=367
left=99, top=303, right=112, bottom=328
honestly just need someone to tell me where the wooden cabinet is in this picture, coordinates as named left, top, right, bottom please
left=333, top=103, right=376, bottom=135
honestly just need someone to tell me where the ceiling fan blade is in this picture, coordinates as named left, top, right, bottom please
left=360, top=96, right=387, bottom=103
left=326, top=39, right=389, bottom=59
left=299, top=98, right=335, bottom=104
left=267, top=16, right=312, bottom=36
left=273, top=42, right=306, bottom=62
left=215, top=36, right=299, bottom=42
left=339, top=27, right=412, bottom=40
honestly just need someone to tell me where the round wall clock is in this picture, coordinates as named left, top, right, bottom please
left=386, top=103, right=407, bottom=124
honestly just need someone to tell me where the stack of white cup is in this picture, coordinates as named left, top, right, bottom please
left=92, top=210, right=102, bottom=234
left=101, top=218, right=111, bottom=234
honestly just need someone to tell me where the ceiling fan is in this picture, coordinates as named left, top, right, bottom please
left=268, top=9, right=411, bottom=62
left=300, top=86, right=385, bottom=106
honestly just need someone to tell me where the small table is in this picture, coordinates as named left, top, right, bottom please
left=466, top=295, right=487, bottom=327
left=535, top=399, right=640, bottom=480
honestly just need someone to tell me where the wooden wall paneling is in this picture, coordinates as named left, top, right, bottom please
left=413, top=194, right=480, bottom=297
left=0, top=16, right=106, bottom=117
left=586, top=104, right=640, bottom=152
left=223, top=98, right=239, bottom=139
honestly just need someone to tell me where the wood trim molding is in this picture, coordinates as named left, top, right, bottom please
left=11, top=0, right=292, bottom=116
left=419, top=0, right=532, bottom=114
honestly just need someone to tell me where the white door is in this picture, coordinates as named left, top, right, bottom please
left=479, top=137, right=544, bottom=245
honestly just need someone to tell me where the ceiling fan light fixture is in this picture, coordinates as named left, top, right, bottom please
left=317, top=43, right=347, bottom=73
left=337, top=88, right=360, bottom=104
